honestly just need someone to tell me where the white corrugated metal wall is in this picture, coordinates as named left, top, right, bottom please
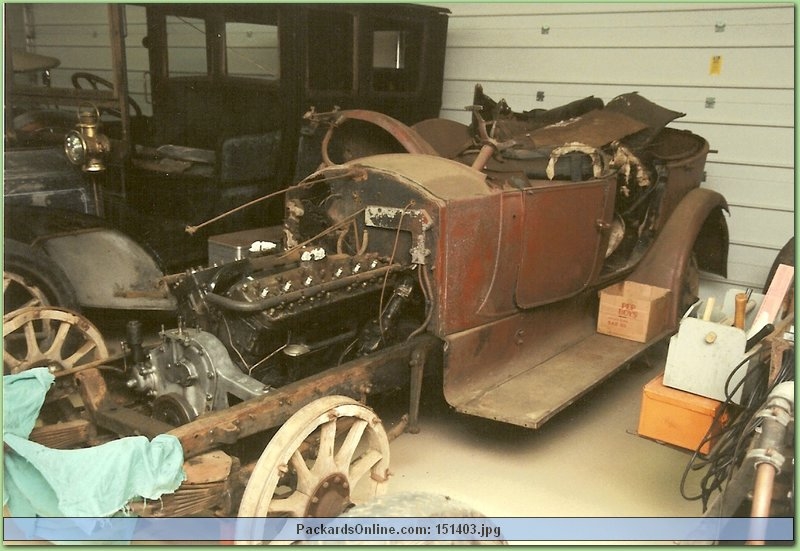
left=9, top=3, right=795, bottom=297
left=433, top=2, right=795, bottom=298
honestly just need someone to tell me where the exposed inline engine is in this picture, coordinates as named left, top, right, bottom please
left=121, top=184, right=429, bottom=426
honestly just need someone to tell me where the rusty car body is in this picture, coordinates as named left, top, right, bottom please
left=4, top=78, right=730, bottom=525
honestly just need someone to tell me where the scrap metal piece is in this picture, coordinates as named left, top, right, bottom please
left=606, top=92, right=685, bottom=129
left=526, top=109, right=648, bottom=149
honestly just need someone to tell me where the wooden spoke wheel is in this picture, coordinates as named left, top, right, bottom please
left=3, top=307, right=109, bottom=375
left=236, top=396, right=390, bottom=543
left=3, top=270, right=51, bottom=317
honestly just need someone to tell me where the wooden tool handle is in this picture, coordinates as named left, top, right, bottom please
left=734, top=292, right=748, bottom=330
left=702, top=297, right=715, bottom=321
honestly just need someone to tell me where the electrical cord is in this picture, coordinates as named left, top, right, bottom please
left=679, top=344, right=794, bottom=511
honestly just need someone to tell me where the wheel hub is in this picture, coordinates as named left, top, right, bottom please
left=305, top=473, right=351, bottom=517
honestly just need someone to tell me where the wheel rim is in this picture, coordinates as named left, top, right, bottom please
left=237, top=396, right=389, bottom=540
left=3, top=307, right=109, bottom=375
left=3, top=271, right=51, bottom=315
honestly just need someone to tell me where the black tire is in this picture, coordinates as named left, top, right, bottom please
left=301, top=492, right=506, bottom=545
left=3, top=239, right=79, bottom=314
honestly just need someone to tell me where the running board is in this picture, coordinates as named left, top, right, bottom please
left=450, top=332, right=663, bottom=429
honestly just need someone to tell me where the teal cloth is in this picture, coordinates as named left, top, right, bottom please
left=3, top=368, right=186, bottom=518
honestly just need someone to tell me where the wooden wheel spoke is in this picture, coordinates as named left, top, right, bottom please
left=3, top=272, right=48, bottom=317
left=23, top=320, right=42, bottom=360
left=3, top=307, right=108, bottom=375
left=335, top=418, right=368, bottom=472
left=312, top=418, right=338, bottom=474
left=62, top=340, right=98, bottom=369
left=238, top=397, right=389, bottom=535
left=348, top=448, right=383, bottom=486
left=289, top=449, right=315, bottom=494
left=44, top=321, right=72, bottom=358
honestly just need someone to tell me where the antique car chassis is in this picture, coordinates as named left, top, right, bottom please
left=20, top=326, right=438, bottom=522
left=7, top=79, right=730, bottom=525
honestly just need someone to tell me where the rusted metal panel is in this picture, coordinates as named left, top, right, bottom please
left=605, top=92, right=684, bottom=131
left=475, top=191, right=525, bottom=319
left=435, top=192, right=505, bottom=335
left=647, top=128, right=710, bottom=232
left=442, top=290, right=599, bottom=411
left=319, top=110, right=439, bottom=157
left=525, top=109, right=647, bottom=149
left=442, top=287, right=667, bottom=428
left=629, top=187, right=729, bottom=327
left=352, top=154, right=490, bottom=200
left=410, top=118, right=473, bottom=159
left=515, top=177, right=616, bottom=308
left=451, top=331, right=656, bottom=429
left=434, top=176, right=618, bottom=334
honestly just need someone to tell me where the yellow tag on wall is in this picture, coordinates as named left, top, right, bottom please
left=709, top=55, right=723, bottom=75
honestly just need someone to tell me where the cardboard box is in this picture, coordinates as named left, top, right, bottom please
left=638, top=374, right=726, bottom=455
left=597, top=281, right=671, bottom=343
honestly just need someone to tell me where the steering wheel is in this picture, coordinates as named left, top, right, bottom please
left=71, top=71, right=142, bottom=118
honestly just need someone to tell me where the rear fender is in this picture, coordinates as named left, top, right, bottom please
left=628, top=187, right=729, bottom=327
left=34, top=228, right=177, bottom=311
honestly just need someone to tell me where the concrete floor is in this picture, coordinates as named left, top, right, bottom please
left=382, top=353, right=704, bottom=520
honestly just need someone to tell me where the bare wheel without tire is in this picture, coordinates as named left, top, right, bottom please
left=3, top=239, right=78, bottom=315
left=3, top=271, right=50, bottom=313
left=236, top=395, right=390, bottom=543
left=3, top=306, right=109, bottom=375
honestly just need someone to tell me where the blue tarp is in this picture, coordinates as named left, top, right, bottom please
left=3, top=368, right=185, bottom=518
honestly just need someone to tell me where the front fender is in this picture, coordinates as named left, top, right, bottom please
left=6, top=205, right=176, bottom=311
left=35, top=228, right=177, bottom=311
left=629, top=187, right=729, bottom=325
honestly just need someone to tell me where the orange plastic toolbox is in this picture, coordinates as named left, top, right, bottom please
left=638, top=373, right=727, bottom=455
